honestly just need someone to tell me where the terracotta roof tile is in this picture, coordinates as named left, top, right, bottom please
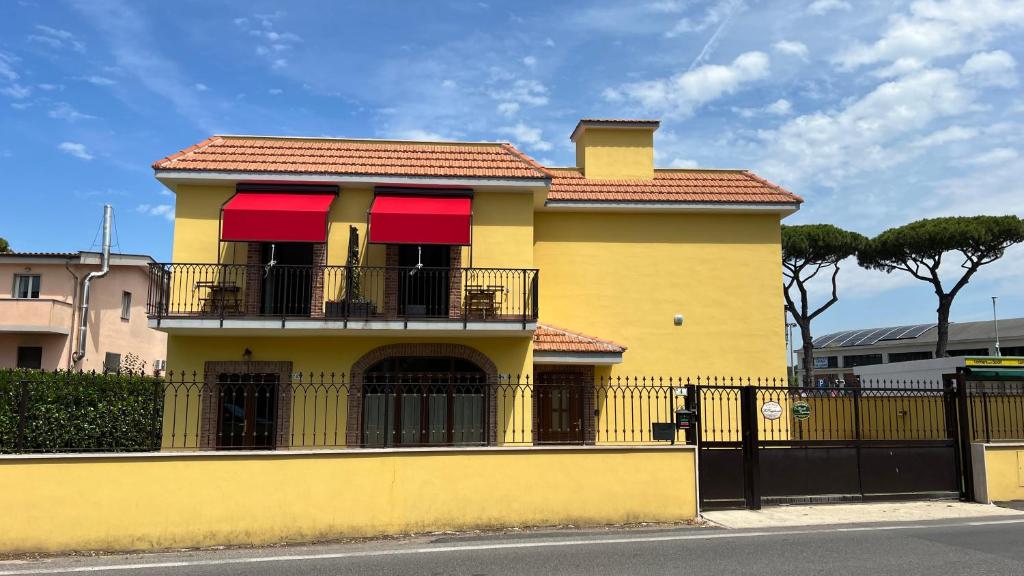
left=153, top=136, right=550, bottom=180
left=153, top=134, right=801, bottom=206
left=533, top=324, right=626, bottom=354
left=546, top=168, right=802, bottom=204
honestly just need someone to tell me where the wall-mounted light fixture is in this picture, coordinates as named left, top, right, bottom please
left=242, top=348, right=252, bottom=362
left=673, top=314, right=684, bottom=326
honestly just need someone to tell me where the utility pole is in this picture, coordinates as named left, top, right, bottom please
left=992, top=296, right=1001, bottom=357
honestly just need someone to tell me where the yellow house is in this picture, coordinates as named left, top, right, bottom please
left=150, top=118, right=801, bottom=449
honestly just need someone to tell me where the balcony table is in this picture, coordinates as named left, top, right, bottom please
left=194, top=281, right=242, bottom=316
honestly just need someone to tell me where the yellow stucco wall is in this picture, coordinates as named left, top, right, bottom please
left=172, top=184, right=234, bottom=263
left=167, top=335, right=531, bottom=375
left=0, top=447, right=697, bottom=553
left=980, top=445, right=1024, bottom=502
left=533, top=211, right=786, bottom=377
left=575, top=128, right=655, bottom=180
left=170, top=184, right=534, bottom=270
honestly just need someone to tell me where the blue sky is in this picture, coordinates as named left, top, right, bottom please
left=1, top=0, right=1023, bottom=336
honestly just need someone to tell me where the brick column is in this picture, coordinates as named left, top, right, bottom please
left=310, top=243, right=326, bottom=318
left=244, top=242, right=262, bottom=316
left=383, top=245, right=399, bottom=318
left=448, top=246, right=463, bottom=319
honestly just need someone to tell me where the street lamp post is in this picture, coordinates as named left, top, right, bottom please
left=786, top=322, right=798, bottom=384
left=992, top=296, right=1001, bottom=357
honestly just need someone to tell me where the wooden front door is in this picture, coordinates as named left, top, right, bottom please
left=216, top=372, right=279, bottom=449
left=535, top=371, right=585, bottom=444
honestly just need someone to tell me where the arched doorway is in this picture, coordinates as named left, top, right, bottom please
left=349, top=344, right=498, bottom=447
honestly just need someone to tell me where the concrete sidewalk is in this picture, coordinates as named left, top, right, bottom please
left=702, top=501, right=1024, bottom=529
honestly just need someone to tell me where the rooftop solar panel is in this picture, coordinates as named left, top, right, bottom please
left=809, top=323, right=937, bottom=349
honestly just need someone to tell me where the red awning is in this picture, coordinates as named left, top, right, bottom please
left=221, top=193, right=335, bottom=243
left=368, top=194, right=472, bottom=245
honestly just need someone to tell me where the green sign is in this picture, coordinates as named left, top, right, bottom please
left=792, top=401, right=812, bottom=421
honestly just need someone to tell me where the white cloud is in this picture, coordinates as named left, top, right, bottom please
left=522, top=55, right=537, bottom=67
left=963, top=147, right=1018, bottom=165
left=48, top=102, right=95, bottom=121
left=665, top=0, right=745, bottom=37
left=0, top=83, right=31, bottom=99
left=871, top=57, right=927, bottom=78
left=58, top=141, right=94, bottom=160
left=961, top=50, right=1018, bottom=87
left=766, top=98, right=793, bottom=115
left=911, top=125, right=978, bottom=147
left=0, top=51, right=19, bottom=81
left=773, top=40, right=809, bottom=60
left=490, top=78, right=549, bottom=107
left=669, top=158, right=699, bottom=168
left=498, top=122, right=553, bottom=151
left=806, top=0, right=850, bottom=16
left=604, top=51, right=770, bottom=118
left=758, top=68, right=976, bottom=186
left=28, top=25, right=85, bottom=52
left=390, top=128, right=449, bottom=141
left=268, top=88, right=283, bottom=95
left=194, top=83, right=208, bottom=91
left=136, top=204, right=175, bottom=222
left=834, top=0, right=1024, bottom=71
left=37, top=83, right=60, bottom=91
left=79, top=75, right=117, bottom=86
left=496, top=101, right=520, bottom=116
left=234, top=11, right=302, bottom=70
left=734, top=98, right=793, bottom=118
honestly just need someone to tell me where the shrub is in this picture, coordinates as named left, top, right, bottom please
left=0, top=369, right=165, bottom=453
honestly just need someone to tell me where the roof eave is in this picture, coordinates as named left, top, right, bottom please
left=154, top=170, right=550, bottom=191
left=542, top=200, right=801, bottom=215
left=533, top=351, right=625, bottom=365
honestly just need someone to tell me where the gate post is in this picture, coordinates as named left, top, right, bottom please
left=740, top=386, right=761, bottom=510
left=948, top=374, right=973, bottom=502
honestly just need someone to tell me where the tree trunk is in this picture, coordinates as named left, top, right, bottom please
left=800, top=322, right=815, bottom=387
left=935, top=297, right=952, bottom=358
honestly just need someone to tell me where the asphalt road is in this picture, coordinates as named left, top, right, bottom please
left=3, top=517, right=1024, bottom=576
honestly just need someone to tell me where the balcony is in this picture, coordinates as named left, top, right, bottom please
left=146, top=263, right=538, bottom=335
left=0, top=298, right=74, bottom=335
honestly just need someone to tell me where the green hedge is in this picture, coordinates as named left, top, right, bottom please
left=0, top=369, right=165, bottom=453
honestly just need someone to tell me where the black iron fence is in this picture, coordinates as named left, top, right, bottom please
left=147, top=263, right=539, bottom=323
left=963, top=379, right=1024, bottom=442
left=4, top=372, right=1023, bottom=454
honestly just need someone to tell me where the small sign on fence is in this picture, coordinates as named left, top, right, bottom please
left=792, top=401, right=812, bottom=421
left=761, top=401, right=784, bottom=421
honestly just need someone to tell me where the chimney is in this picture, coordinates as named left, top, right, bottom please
left=570, top=119, right=660, bottom=180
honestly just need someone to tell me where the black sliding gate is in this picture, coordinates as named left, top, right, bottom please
left=696, top=383, right=963, bottom=510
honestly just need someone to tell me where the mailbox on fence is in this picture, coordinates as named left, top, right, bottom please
left=675, top=408, right=695, bottom=430
left=652, top=408, right=699, bottom=445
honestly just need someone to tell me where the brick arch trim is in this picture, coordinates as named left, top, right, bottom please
left=346, top=343, right=501, bottom=447
left=350, top=343, right=498, bottom=382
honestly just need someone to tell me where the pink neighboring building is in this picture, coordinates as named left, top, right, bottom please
left=0, top=252, right=167, bottom=372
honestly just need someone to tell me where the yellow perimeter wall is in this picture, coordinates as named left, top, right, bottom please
left=0, top=447, right=697, bottom=553
left=534, top=211, right=786, bottom=377
left=973, top=443, right=1024, bottom=503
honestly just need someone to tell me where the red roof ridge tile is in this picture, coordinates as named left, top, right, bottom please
left=499, top=142, right=554, bottom=179
left=738, top=170, right=804, bottom=203
left=214, top=134, right=517, bottom=147
left=534, top=322, right=627, bottom=353
left=152, top=136, right=222, bottom=169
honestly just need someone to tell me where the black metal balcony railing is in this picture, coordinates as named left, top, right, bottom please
left=147, top=263, right=538, bottom=324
